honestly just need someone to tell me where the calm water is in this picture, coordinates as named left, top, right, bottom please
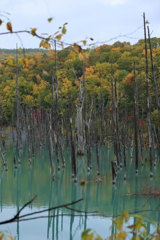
left=0, top=142, right=160, bottom=240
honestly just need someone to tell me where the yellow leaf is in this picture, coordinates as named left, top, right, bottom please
left=87, top=233, right=94, bottom=240
left=31, top=28, right=37, bottom=36
left=0, top=234, right=4, bottom=240
left=135, top=236, right=141, bottom=240
left=39, top=40, right=44, bottom=47
left=135, top=217, right=143, bottom=231
left=62, top=27, right=67, bottom=34
left=6, top=235, right=14, bottom=240
left=48, top=18, right=53, bottom=22
left=157, top=226, right=160, bottom=234
left=39, top=40, right=51, bottom=49
left=96, top=234, right=103, bottom=240
left=55, top=34, right=63, bottom=41
left=133, top=214, right=142, bottom=218
left=81, top=229, right=92, bottom=238
left=127, top=224, right=136, bottom=229
left=122, top=210, right=129, bottom=222
left=117, top=231, right=127, bottom=239
left=45, top=42, right=51, bottom=49
left=6, top=22, right=12, bottom=33
left=0, top=19, right=3, bottom=26
left=54, top=31, right=59, bottom=35
left=80, top=180, right=85, bottom=185
left=82, top=40, right=87, bottom=45
left=115, top=216, right=123, bottom=231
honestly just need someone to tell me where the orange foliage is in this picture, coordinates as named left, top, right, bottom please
left=112, top=48, right=120, bottom=51
left=124, top=73, right=133, bottom=85
left=48, top=49, right=55, bottom=59
left=34, top=52, right=42, bottom=62
left=85, top=66, right=95, bottom=77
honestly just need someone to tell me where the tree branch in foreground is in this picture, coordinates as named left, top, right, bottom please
left=0, top=197, right=84, bottom=225
left=0, top=195, right=37, bottom=225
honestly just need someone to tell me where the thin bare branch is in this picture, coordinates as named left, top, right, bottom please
left=0, top=195, right=37, bottom=225
left=0, top=25, right=143, bottom=49
left=18, top=198, right=83, bottom=220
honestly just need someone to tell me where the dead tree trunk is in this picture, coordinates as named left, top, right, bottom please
left=143, top=12, right=154, bottom=177
left=76, top=84, right=85, bottom=155
left=85, top=98, right=93, bottom=171
left=111, top=74, right=119, bottom=169
left=114, top=78, right=122, bottom=167
left=15, top=44, right=21, bottom=164
left=133, top=61, right=139, bottom=174
left=139, top=100, right=145, bottom=165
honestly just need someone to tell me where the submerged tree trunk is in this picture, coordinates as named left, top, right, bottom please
left=47, top=113, right=55, bottom=180
left=111, top=161, right=117, bottom=184
left=69, top=98, right=77, bottom=181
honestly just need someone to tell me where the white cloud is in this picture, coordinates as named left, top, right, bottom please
left=99, top=0, right=128, bottom=6
left=1, top=0, right=10, bottom=6
left=11, top=0, right=48, bottom=17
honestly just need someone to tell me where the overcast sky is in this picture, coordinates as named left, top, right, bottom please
left=0, top=0, right=160, bottom=49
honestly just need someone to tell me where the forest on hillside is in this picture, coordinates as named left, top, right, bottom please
left=0, top=37, right=160, bottom=122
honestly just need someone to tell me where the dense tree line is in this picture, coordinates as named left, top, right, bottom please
left=0, top=37, right=160, bottom=124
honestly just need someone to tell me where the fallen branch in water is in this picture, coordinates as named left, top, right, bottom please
left=124, top=186, right=160, bottom=198
left=80, top=175, right=110, bottom=185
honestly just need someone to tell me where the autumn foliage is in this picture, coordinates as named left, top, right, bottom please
left=0, top=37, right=160, bottom=122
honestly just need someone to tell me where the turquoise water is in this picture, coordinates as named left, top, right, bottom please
left=0, top=143, right=160, bottom=239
